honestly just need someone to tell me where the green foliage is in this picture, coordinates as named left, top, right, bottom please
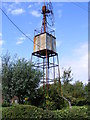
left=72, top=81, right=85, bottom=98
left=2, top=53, right=42, bottom=104
left=2, top=105, right=88, bottom=120
left=2, top=52, right=13, bottom=102
left=61, top=67, right=73, bottom=85
left=2, top=105, right=55, bottom=120
left=53, top=106, right=88, bottom=120
left=33, top=83, right=67, bottom=110
left=2, top=52, right=88, bottom=109
left=32, top=78, right=89, bottom=110
left=2, top=102, right=10, bottom=107
left=62, top=81, right=89, bottom=106
left=61, top=68, right=88, bottom=107
left=75, top=98, right=89, bottom=106
left=47, top=84, right=67, bottom=110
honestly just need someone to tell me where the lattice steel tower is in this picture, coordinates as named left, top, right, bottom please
left=31, top=1, right=61, bottom=91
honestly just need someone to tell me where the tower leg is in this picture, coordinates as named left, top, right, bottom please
left=37, top=56, right=39, bottom=68
left=43, top=58, right=45, bottom=88
left=30, top=54, right=32, bottom=63
left=46, top=49, right=49, bottom=88
left=53, top=56, right=56, bottom=84
left=48, top=54, right=49, bottom=87
left=57, top=54, right=62, bottom=96
left=46, top=49, right=49, bottom=109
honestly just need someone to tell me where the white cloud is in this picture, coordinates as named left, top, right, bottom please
left=56, top=40, right=62, bottom=48
left=58, top=10, right=62, bottom=18
left=60, top=42, right=88, bottom=84
left=52, top=27, right=56, bottom=31
left=16, top=34, right=31, bottom=45
left=0, top=40, right=4, bottom=46
left=11, top=8, right=25, bottom=15
left=28, top=4, right=32, bottom=8
left=0, top=33, right=4, bottom=46
left=16, top=41, right=24, bottom=45
left=26, top=34, right=31, bottom=37
left=20, top=36, right=26, bottom=40
left=2, top=3, right=25, bottom=15
left=16, top=35, right=26, bottom=45
left=31, top=10, right=41, bottom=17
left=14, top=0, right=20, bottom=4
left=0, top=33, right=2, bottom=37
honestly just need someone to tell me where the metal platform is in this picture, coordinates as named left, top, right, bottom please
left=32, top=49, right=57, bottom=58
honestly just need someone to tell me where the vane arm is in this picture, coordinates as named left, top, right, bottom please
left=41, top=0, right=54, bottom=32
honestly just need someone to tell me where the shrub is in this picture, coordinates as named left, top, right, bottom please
left=2, top=105, right=88, bottom=120
left=76, top=98, right=88, bottom=106
left=53, top=106, right=88, bottom=120
left=2, top=102, right=10, bottom=107
left=36, top=85, right=68, bottom=110
left=2, top=105, right=54, bottom=120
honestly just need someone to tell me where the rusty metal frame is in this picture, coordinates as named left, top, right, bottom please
left=32, top=50, right=61, bottom=86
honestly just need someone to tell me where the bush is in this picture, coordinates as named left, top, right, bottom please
left=2, top=105, right=88, bottom=120
left=76, top=98, right=88, bottom=106
left=2, top=102, right=10, bottom=107
left=53, top=106, right=88, bottom=120
left=63, top=96, right=89, bottom=106
left=36, top=85, right=68, bottom=110
left=2, top=105, right=55, bottom=120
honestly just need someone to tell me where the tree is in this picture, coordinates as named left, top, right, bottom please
left=2, top=53, right=42, bottom=103
left=32, top=83, right=67, bottom=110
left=61, top=67, right=73, bottom=85
left=61, top=67, right=73, bottom=98
left=2, top=52, right=13, bottom=102
left=61, top=68, right=88, bottom=106
left=73, top=81, right=85, bottom=98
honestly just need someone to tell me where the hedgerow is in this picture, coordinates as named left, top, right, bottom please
left=53, top=106, right=89, bottom=120
left=2, top=105, right=89, bottom=120
left=2, top=105, right=54, bottom=120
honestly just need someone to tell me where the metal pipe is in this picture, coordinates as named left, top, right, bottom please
left=46, top=49, right=48, bottom=109
left=46, top=49, right=48, bottom=87
left=43, top=58, right=45, bottom=88
left=53, top=56, right=55, bottom=84
left=57, top=54, right=62, bottom=96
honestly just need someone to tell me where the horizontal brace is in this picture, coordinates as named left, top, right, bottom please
left=33, top=65, right=59, bottom=69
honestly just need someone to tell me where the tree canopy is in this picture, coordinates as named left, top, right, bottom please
left=2, top=53, right=42, bottom=103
